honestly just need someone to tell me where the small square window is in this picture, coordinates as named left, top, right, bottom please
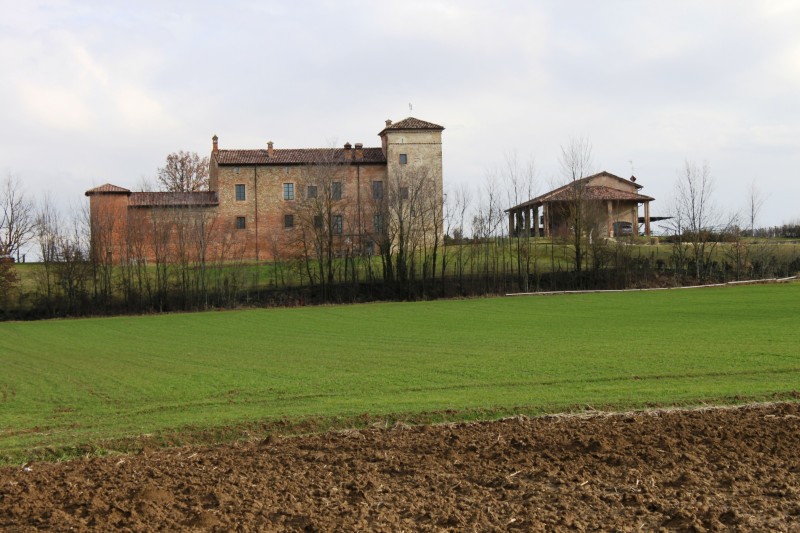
left=399, top=153, right=408, bottom=165
left=333, top=214, right=343, bottom=235
left=372, top=181, right=384, bottom=200
left=313, top=215, right=323, bottom=228
left=332, top=181, right=342, bottom=201
left=235, top=184, right=246, bottom=201
left=284, top=214, right=294, bottom=228
left=400, top=186, right=409, bottom=200
left=307, top=185, right=317, bottom=199
left=235, top=216, right=246, bottom=229
left=234, top=167, right=240, bottom=174
left=283, top=182, right=294, bottom=200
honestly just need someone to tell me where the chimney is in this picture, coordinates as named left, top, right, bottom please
left=354, top=142, right=363, bottom=160
left=385, top=119, right=392, bottom=127
left=267, top=141, right=274, bottom=158
left=343, top=142, right=352, bottom=160
left=212, top=135, right=218, bottom=154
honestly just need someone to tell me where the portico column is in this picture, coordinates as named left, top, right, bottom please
left=508, top=211, right=515, bottom=237
left=543, top=204, right=550, bottom=238
left=524, top=208, right=531, bottom=237
left=645, top=202, right=651, bottom=237
left=607, top=201, right=613, bottom=237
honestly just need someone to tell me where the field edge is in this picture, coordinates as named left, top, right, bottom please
left=6, top=391, right=799, bottom=466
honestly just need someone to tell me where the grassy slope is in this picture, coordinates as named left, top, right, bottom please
left=1, top=283, right=799, bottom=462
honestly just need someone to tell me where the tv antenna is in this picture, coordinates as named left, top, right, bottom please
left=409, top=102, right=413, bottom=111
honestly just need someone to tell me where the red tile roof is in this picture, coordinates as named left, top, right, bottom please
left=85, top=183, right=131, bottom=196
left=379, top=117, right=444, bottom=135
left=216, top=147, right=386, bottom=166
left=544, top=185, right=654, bottom=203
left=128, top=191, right=219, bottom=208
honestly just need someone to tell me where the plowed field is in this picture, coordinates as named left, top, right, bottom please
left=2, top=402, right=799, bottom=531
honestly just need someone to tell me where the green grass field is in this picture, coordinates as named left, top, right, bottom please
left=1, top=282, right=799, bottom=464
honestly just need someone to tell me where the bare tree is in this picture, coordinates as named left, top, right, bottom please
left=1, top=174, right=35, bottom=259
left=34, top=195, right=62, bottom=305
left=451, top=183, right=472, bottom=291
left=295, top=151, right=348, bottom=295
left=121, top=209, right=153, bottom=307
left=55, top=213, right=91, bottom=314
left=473, top=170, right=505, bottom=290
left=149, top=209, right=174, bottom=310
left=157, top=151, right=210, bottom=192
left=504, top=151, right=538, bottom=291
left=747, top=179, right=765, bottom=236
left=672, top=160, right=720, bottom=281
left=558, top=137, right=595, bottom=274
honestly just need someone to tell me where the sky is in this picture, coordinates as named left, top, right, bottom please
left=2, top=0, right=799, bottom=235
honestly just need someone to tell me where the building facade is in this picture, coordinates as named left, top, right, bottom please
left=86, top=117, right=444, bottom=264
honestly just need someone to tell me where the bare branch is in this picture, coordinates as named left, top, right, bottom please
left=0, top=174, right=35, bottom=258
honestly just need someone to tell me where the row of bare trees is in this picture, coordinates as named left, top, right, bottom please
left=2, top=140, right=798, bottom=319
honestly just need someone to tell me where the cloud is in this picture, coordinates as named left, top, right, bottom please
left=1, top=1, right=800, bottom=228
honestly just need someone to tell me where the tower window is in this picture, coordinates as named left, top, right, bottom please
left=283, top=183, right=294, bottom=200
left=284, top=214, right=294, bottom=228
left=235, top=184, right=246, bottom=201
left=332, top=181, right=342, bottom=200
left=235, top=216, right=246, bottom=229
left=399, top=153, right=408, bottom=165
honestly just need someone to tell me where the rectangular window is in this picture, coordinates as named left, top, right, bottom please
left=235, top=184, right=246, bottom=201
left=399, top=153, right=408, bottom=165
left=313, top=215, right=323, bottom=228
left=235, top=216, right=246, bottom=229
left=234, top=167, right=241, bottom=174
left=307, top=185, right=317, bottom=199
left=332, top=181, right=342, bottom=200
left=333, top=214, right=343, bottom=235
left=400, top=186, right=409, bottom=200
left=283, top=182, right=294, bottom=200
left=372, top=180, right=384, bottom=200
left=284, top=214, right=294, bottom=228
left=373, top=214, right=383, bottom=233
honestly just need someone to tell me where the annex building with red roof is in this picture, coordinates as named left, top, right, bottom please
left=505, top=171, right=655, bottom=239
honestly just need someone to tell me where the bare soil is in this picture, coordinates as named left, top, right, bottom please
left=2, top=402, right=800, bottom=531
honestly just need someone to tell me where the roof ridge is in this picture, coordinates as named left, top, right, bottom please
left=379, top=117, right=444, bottom=134
left=85, top=183, right=131, bottom=196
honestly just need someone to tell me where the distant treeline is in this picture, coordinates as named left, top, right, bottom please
left=747, top=224, right=800, bottom=239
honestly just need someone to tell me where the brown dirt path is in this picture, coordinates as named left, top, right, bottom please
left=2, top=402, right=800, bottom=531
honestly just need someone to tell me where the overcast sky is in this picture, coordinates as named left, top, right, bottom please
left=2, top=0, right=799, bottom=231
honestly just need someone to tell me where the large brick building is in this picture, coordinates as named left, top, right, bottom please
left=86, top=117, right=444, bottom=264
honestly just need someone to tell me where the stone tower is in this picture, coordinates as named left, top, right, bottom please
left=379, top=117, right=444, bottom=207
